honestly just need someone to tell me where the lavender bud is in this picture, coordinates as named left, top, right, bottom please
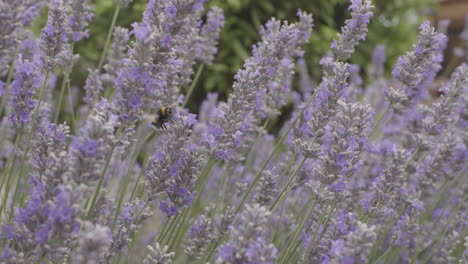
left=254, top=170, right=278, bottom=207
left=68, top=0, right=94, bottom=42
left=30, top=122, right=70, bottom=186
left=331, top=0, right=374, bottom=60
left=361, top=147, right=407, bottom=218
left=331, top=222, right=377, bottom=263
left=40, top=0, right=70, bottom=71
left=0, top=0, right=43, bottom=74
left=58, top=44, right=79, bottom=75
left=145, top=113, right=203, bottom=216
left=370, top=44, right=386, bottom=78
left=392, top=22, right=447, bottom=100
left=83, top=69, right=104, bottom=108
left=422, top=65, right=468, bottom=136
left=70, top=101, right=116, bottom=186
left=72, top=221, right=112, bottom=264
left=214, top=206, right=235, bottom=242
left=201, top=12, right=313, bottom=161
left=196, top=7, right=225, bottom=64
left=102, top=27, right=130, bottom=83
left=8, top=55, right=42, bottom=132
left=144, top=243, right=175, bottom=264
left=184, top=213, right=214, bottom=259
left=103, top=199, right=152, bottom=262
left=216, top=204, right=277, bottom=264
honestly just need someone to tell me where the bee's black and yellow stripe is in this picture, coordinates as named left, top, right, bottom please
left=152, top=107, right=173, bottom=129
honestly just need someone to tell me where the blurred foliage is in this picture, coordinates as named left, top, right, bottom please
left=33, top=0, right=437, bottom=113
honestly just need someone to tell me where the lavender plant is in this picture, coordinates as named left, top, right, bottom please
left=0, top=0, right=466, bottom=263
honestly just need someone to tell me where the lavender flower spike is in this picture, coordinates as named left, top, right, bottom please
left=0, top=0, right=43, bottom=74
left=70, top=101, right=116, bottom=187
left=202, top=12, right=313, bottom=160
left=330, top=222, right=377, bottom=264
left=40, top=0, right=70, bottom=71
left=144, top=243, right=175, bottom=264
left=422, top=64, right=468, bottom=136
left=102, top=27, right=129, bottom=83
left=145, top=113, right=203, bottom=216
left=72, top=221, right=112, bottom=264
left=8, top=55, right=42, bottom=132
left=392, top=21, right=447, bottom=99
left=331, top=0, right=374, bottom=60
left=83, top=69, right=104, bottom=108
left=254, top=169, right=278, bottom=207
left=184, top=213, right=214, bottom=259
left=216, top=204, right=277, bottom=264
left=68, top=0, right=94, bottom=42
left=196, top=7, right=225, bottom=64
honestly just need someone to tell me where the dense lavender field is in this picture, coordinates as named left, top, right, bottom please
left=0, top=0, right=467, bottom=263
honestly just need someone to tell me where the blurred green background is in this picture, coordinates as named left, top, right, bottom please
left=35, top=0, right=436, bottom=113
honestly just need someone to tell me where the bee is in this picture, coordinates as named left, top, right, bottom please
left=152, top=107, right=174, bottom=129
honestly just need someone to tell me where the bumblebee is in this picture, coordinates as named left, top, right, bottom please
left=152, top=107, right=174, bottom=129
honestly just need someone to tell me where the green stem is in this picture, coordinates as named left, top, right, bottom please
left=182, top=64, right=205, bottom=108
left=369, top=103, right=391, bottom=138
left=97, top=4, right=121, bottom=73
left=0, top=133, right=22, bottom=218
left=278, top=199, right=317, bottom=263
left=86, top=128, right=123, bottom=217
left=270, top=156, right=307, bottom=211
left=128, top=131, right=155, bottom=201
left=9, top=71, right=50, bottom=219
left=367, top=206, right=407, bottom=263
left=54, top=43, right=75, bottom=123
left=158, top=216, right=177, bottom=245
left=54, top=73, right=68, bottom=123
left=0, top=47, right=19, bottom=119
left=66, top=77, right=76, bottom=131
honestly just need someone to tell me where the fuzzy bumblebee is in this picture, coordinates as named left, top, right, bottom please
left=152, top=107, right=174, bottom=129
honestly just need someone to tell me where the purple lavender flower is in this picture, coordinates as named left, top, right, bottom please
left=184, top=212, right=214, bottom=259
left=102, top=27, right=130, bottom=83
left=216, top=204, right=277, bottom=264
left=0, top=0, right=44, bottom=74
left=196, top=7, right=225, bottom=64
left=297, top=57, right=315, bottom=99
left=254, top=169, right=278, bottom=207
left=103, top=199, right=152, bottom=263
left=392, top=21, right=447, bottom=100
left=361, top=146, right=408, bottom=218
left=422, top=65, right=468, bottom=136
left=145, top=112, right=203, bottom=215
left=291, top=58, right=350, bottom=158
left=8, top=55, right=42, bottom=131
left=331, top=0, right=374, bottom=60
left=72, top=221, right=112, bottom=264
left=70, top=101, right=116, bottom=185
left=83, top=69, right=104, bottom=108
left=40, top=0, right=70, bottom=71
left=30, top=122, right=70, bottom=187
left=144, top=243, right=175, bottom=264
left=2, top=182, right=77, bottom=263
left=202, top=11, right=313, bottom=160
left=142, top=0, right=210, bottom=109
left=370, top=44, right=386, bottom=78
left=330, top=222, right=377, bottom=263
left=68, top=0, right=94, bottom=42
